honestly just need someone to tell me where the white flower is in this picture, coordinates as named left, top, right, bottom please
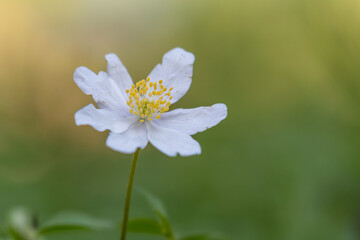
left=74, top=48, right=227, bottom=157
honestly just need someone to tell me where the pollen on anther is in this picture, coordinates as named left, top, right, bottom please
left=126, top=78, right=173, bottom=122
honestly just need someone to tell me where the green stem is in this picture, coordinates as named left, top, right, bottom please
left=120, top=148, right=140, bottom=240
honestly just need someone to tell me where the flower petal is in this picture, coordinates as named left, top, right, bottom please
left=106, top=122, right=148, bottom=154
left=155, top=103, right=227, bottom=135
left=105, top=53, right=133, bottom=101
left=145, top=121, right=201, bottom=157
left=73, top=66, right=98, bottom=95
left=74, top=67, right=128, bottom=111
left=75, top=104, right=138, bottom=133
left=148, top=48, right=195, bottom=104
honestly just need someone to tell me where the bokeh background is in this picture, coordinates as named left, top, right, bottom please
left=1, top=0, right=360, bottom=239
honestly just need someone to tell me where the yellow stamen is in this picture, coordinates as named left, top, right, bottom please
left=126, top=77, right=173, bottom=122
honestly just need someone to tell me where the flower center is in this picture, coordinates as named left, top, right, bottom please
left=126, top=77, right=173, bottom=122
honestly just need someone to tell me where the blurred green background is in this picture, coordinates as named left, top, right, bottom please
left=1, top=0, right=360, bottom=239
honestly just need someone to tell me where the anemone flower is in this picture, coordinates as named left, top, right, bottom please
left=74, top=48, right=227, bottom=240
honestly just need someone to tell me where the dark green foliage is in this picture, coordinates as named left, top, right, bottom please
left=127, top=218, right=163, bottom=235
left=179, top=235, right=222, bottom=240
left=39, top=212, right=113, bottom=235
left=2, top=191, right=221, bottom=240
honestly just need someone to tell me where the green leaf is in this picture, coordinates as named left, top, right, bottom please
left=137, top=189, right=168, bottom=217
left=137, top=189, right=175, bottom=239
left=7, top=228, right=24, bottom=240
left=127, top=218, right=163, bottom=235
left=156, top=215, right=174, bottom=240
left=39, top=212, right=113, bottom=235
left=179, top=234, right=223, bottom=240
left=7, top=207, right=37, bottom=240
